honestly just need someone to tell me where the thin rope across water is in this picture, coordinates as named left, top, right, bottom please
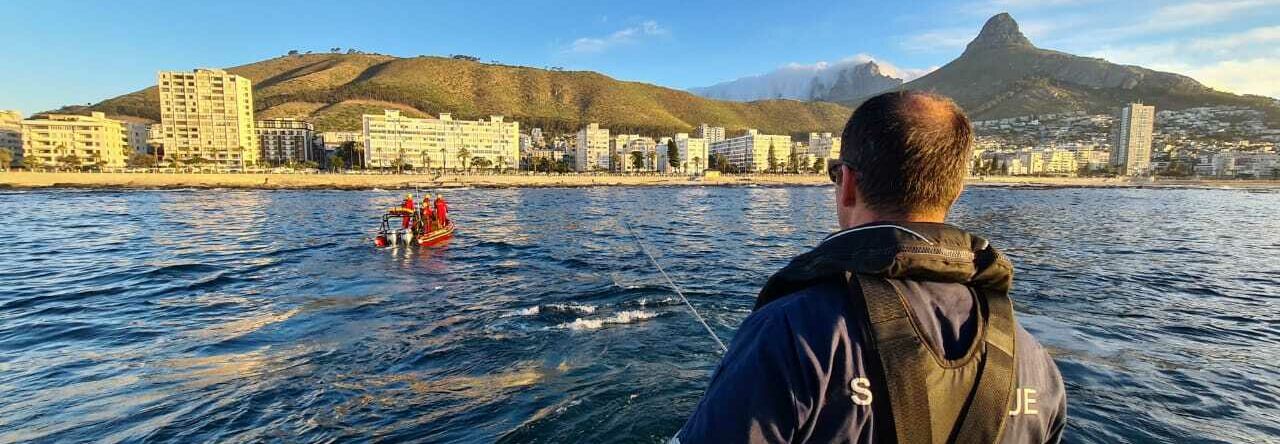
left=621, top=219, right=728, bottom=354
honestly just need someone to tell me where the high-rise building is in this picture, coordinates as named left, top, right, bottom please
left=362, top=110, right=518, bottom=171
left=0, top=110, right=21, bottom=166
left=156, top=69, right=257, bottom=167
left=256, top=119, right=315, bottom=165
left=709, top=129, right=791, bottom=172
left=20, top=112, right=129, bottom=169
left=693, top=123, right=725, bottom=143
left=657, top=133, right=709, bottom=173
left=610, top=135, right=656, bottom=172
left=575, top=123, right=610, bottom=172
left=1113, top=103, right=1155, bottom=175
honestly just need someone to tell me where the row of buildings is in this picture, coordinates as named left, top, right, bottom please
left=568, top=122, right=840, bottom=173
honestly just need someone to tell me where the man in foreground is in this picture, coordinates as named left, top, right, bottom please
left=674, top=91, right=1066, bottom=443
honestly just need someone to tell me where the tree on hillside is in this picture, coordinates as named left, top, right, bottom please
left=288, top=50, right=300, bottom=56
left=767, top=142, right=779, bottom=173
left=666, top=140, right=679, bottom=171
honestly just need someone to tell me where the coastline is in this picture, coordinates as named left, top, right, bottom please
left=1, top=171, right=1278, bottom=190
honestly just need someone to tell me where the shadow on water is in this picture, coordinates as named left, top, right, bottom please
left=0, top=187, right=1276, bottom=442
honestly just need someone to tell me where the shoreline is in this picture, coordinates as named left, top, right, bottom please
left=1, top=172, right=1278, bottom=191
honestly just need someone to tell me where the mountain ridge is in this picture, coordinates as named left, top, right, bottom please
left=72, top=54, right=854, bottom=136
left=888, top=13, right=1280, bottom=121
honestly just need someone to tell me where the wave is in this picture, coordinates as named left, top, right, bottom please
left=505, top=303, right=598, bottom=317
left=553, top=310, right=659, bottom=331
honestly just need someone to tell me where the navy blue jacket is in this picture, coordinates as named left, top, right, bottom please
left=676, top=224, right=1066, bottom=443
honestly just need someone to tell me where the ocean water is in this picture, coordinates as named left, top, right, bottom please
left=0, top=186, right=1276, bottom=443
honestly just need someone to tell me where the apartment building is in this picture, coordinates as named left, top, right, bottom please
left=156, top=69, right=257, bottom=167
left=317, top=131, right=364, bottom=167
left=693, top=123, right=725, bottom=143
left=362, top=110, right=518, bottom=170
left=20, top=112, right=129, bottom=169
left=807, top=132, right=841, bottom=159
left=657, top=133, right=708, bottom=173
left=256, top=118, right=315, bottom=165
left=119, top=122, right=151, bottom=154
left=0, top=110, right=21, bottom=165
left=709, top=129, right=792, bottom=172
left=1113, top=103, right=1155, bottom=175
left=575, top=123, right=610, bottom=172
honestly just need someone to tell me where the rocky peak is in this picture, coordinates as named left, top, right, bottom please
left=965, top=13, right=1033, bottom=53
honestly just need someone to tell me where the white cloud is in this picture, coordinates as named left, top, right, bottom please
left=1089, top=25, right=1280, bottom=98
left=566, top=20, right=667, bottom=54
left=1140, top=0, right=1277, bottom=33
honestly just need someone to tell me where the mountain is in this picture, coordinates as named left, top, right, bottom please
left=689, top=59, right=902, bottom=103
left=891, top=13, right=1280, bottom=121
left=70, top=54, right=853, bottom=136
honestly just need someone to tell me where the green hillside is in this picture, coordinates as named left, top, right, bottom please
left=80, top=53, right=852, bottom=136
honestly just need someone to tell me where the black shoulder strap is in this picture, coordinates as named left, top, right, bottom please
left=951, top=286, right=1017, bottom=444
left=851, top=273, right=935, bottom=444
left=849, top=273, right=1018, bottom=444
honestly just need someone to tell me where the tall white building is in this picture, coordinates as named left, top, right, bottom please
left=362, top=110, right=518, bottom=171
left=256, top=118, right=316, bottom=165
left=575, top=123, right=610, bottom=172
left=657, top=133, right=708, bottom=173
left=610, top=135, right=657, bottom=172
left=709, top=129, right=792, bottom=172
left=693, top=123, right=725, bottom=143
left=1113, top=103, right=1155, bottom=175
left=156, top=69, right=258, bottom=167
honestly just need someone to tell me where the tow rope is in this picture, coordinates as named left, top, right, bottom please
left=621, top=219, right=728, bottom=354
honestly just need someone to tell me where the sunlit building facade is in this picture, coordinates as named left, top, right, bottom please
left=575, top=123, right=610, bottom=172
left=256, top=118, right=315, bottom=165
left=0, top=110, right=21, bottom=166
left=20, top=112, right=129, bottom=169
left=156, top=69, right=258, bottom=167
left=709, top=129, right=792, bottom=172
left=657, top=133, right=708, bottom=173
left=362, top=110, right=519, bottom=170
left=693, top=123, right=725, bottom=143
left=1113, top=103, right=1155, bottom=175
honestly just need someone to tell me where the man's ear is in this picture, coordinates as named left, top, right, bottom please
left=839, top=164, right=858, bottom=208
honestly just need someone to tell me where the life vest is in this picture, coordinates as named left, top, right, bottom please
left=756, top=223, right=1017, bottom=444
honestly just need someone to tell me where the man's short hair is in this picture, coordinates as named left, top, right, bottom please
left=839, top=91, right=973, bottom=216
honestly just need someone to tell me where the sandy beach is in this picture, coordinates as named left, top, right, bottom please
left=1, top=171, right=1277, bottom=190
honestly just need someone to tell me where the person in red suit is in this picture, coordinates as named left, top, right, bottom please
left=434, top=194, right=449, bottom=226
left=400, top=193, right=415, bottom=229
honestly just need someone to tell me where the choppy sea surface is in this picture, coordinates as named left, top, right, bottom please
left=0, top=186, right=1277, bottom=443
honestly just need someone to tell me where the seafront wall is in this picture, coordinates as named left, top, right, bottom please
left=1, top=172, right=1277, bottom=190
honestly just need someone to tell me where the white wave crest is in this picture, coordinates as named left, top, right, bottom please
left=505, top=303, right=597, bottom=317
left=555, top=310, right=659, bottom=331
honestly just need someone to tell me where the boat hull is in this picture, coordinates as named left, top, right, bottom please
left=417, top=223, right=455, bottom=247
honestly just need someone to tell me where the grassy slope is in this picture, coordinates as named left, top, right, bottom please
left=86, top=54, right=852, bottom=136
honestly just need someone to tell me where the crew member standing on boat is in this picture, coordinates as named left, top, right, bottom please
left=400, top=193, right=415, bottom=229
left=434, top=194, right=449, bottom=226
left=674, top=91, right=1066, bottom=444
left=421, top=195, right=436, bottom=231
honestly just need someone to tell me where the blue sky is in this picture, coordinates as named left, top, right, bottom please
left=2, top=0, right=1278, bottom=114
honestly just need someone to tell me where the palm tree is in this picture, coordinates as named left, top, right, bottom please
left=691, top=156, right=702, bottom=174
left=496, top=155, right=507, bottom=173
left=456, top=147, right=471, bottom=172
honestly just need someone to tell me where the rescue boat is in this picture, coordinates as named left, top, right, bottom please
left=374, top=207, right=455, bottom=248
